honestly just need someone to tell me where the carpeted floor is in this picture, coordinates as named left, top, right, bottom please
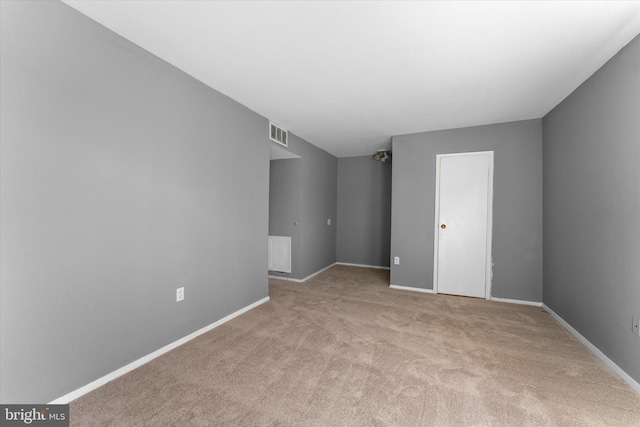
left=70, top=265, right=640, bottom=426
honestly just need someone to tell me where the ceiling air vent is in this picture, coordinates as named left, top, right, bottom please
left=269, top=121, right=288, bottom=147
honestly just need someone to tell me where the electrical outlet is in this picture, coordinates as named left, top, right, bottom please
left=394, top=256, right=400, bottom=265
left=176, top=287, right=184, bottom=302
left=633, top=316, right=640, bottom=337
left=327, top=218, right=331, bottom=226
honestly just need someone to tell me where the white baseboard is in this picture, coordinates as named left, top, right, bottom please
left=271, top=262, right=389, bottom=283
left=336, top=262, right=390, bottom=270
left=490, top=297, right=542, bottom=307
left=49, top=296, right=271, bottom=404
left=388, top=287, right=542, bottom=306
left=295, top=263, right=337, bottom=282
left=389, top=284, right=435, bottom=294
left=269, top=263, right=336, bottom=283
left=542, top=304, right=640, bottom=395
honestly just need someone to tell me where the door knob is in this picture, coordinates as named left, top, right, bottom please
left=441, top=224, right=446, bottom=229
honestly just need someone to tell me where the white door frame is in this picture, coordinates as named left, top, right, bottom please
left=432, top=151, right=494, bottom=299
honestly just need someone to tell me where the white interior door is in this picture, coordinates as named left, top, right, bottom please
left=434, top=151, right=493, bottom=298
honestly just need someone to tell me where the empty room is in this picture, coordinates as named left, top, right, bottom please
left=1, top=1, right=639, bottom=425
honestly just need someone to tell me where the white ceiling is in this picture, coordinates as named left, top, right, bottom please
left=63, top=1, right=640, bottom=158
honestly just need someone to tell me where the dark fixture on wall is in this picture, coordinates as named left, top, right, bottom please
left=373, top=150, right=392, bottom=163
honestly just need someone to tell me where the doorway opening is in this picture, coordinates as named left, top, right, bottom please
left=268, top=144, right=302, bottom=278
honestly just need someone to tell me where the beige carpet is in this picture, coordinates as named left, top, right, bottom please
left=70, top=265, right=640, bottom=426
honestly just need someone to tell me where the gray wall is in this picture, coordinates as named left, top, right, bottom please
left=543, top=35, right=640, bottom=383
left=0, top=1, right=269, bottom=403
left=269, top=159, right=303, bottom=278
left=268, top=134, right=337, bottom=280
left=391, top=120, right=543, bottom=301
left=337, top=156, right=392, bottom=267
left=299, top=135, right=338, bottom=278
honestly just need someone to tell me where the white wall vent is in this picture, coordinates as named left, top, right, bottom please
left=268, top=236, right=291, bottom=273
left=269, top=121, right=288, bottom=147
